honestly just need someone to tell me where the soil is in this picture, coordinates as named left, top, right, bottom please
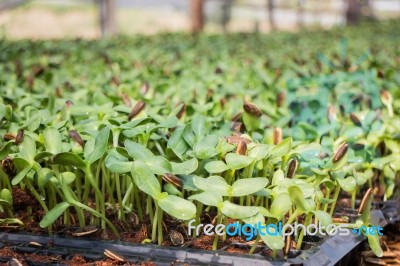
left=1, top=187, right=399, bottom=265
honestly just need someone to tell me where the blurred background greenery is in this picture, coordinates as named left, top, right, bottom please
left=0, top=0, right=399, bottom=39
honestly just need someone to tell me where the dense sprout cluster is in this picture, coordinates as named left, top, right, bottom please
left=0, top=21, right=399, bottom=258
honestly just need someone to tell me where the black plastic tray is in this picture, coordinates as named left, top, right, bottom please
left=0, top=209, right=391, bottom=265
left=0, top=230, right=366, bottom=266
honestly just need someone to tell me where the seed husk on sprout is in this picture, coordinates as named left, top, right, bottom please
left=3, top=133, right=16, bottom=141
left=15, top=129, right=24, bottom=146
left=128, top=100, right=145, bottom=120
left=243, top=102, right=262, bottom=118
left=236, top=141, right=247, bottom=155
left=358, top=188, right=373, bottom=215
left=273, top=127, right=282, bottom=145
left=69, top=130, right=84, bottom=146
left=350, top=113, right=361, bottom=126
left=276, top=91, right=285, bottom=107
left=162, top=173, right=183, bottom=188
left=333, top=142, right=348, bottom=163
left=287, top=158, right=298, bottom=178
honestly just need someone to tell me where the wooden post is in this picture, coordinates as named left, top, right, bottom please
left=297, top=0, right=305, bottom=28
left=99, top=0, right=116, bottom=37
left=346, top=0, right=361, bottom=25
left=190, top=0, right=204, bottom=33
left=267, top=0, right=275, bottom=30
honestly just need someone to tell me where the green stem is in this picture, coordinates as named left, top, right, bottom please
left=84, top=165, right=106, bottom=229
left=115, top=173, right=125, bottom=221
left=351, top=190, right=356, bottom=209
left=296, top=212, right=312, bottom=250
left=284, top=209, right=302, bottom=226
left=329, top=183, right=341, bottom=216
left=249, top=234, right=260, bottom=254
left=152, top=202, right=159, bottom=242
left=212, top=211, right=223, bottom=250
left=25, top=178, right=48, bottom=212
left=158, top=207, right=164, bottom=245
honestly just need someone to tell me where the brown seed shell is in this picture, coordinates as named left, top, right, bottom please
left=382, top=251, right=397, bottom=258
left=111, top=76, right=121, bottom=86
left=162, top=173, right=183, bottom=188
left=231, top=112, right=242, bottom=122
left=169, top=230, right=184, bottom=246
left=236, top=141, right=247, bottom=155
left=231, top=122, right=245, bottom=133
left=380, top=89, right=391, bottom=102
left=358, top=188, right=373, bottom=215
left=71, top=226, right=99, bottom=237
left=9, top=258, right=23, bottom=266
left=283, top=235, right=291, bottom=256
left=327, top=105, right=336, bottom=122
left=333, top=143, right=348, bottom=163
left=65, top=100, right=73, bottom=108
left=3, top=133, right=16, bottom=141
left=104, top=249, right=125, bottom=262
left=176, top=103, right=186, bottom=119
left=277, top=91, right=285, bottom=107
left=128, top=101, right=145, bottom=120
left=121, top=92, right=131, bottom=107
left=350, top=113, right=362, bottom=126
left=29, top=242, right=42, bottom=247
left=273, top=127, right=282, bottom=145
left=69, top=130, right=84, bottom=146
left=55, top=87, right=63, bottom=98
left=332, top=217, right=349, bottom=223
left=225, top=135, right=251, bottom=145
left=15, top=129, right=24, bottom=145
left=140, top=82, right=150, bottom=95
left=287, top=158, right=298, bottom=178
left=2, top=157, right=16, bottom=177
left=364, top=258, right=386, bottom=266
left=243, top=102, right=262, bottom=118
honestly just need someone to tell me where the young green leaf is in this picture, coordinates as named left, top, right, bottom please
left=231, top=178, right=269, bottom=197
left=0, top=189, right=12, bottom=207
left=221, top=201, right=259, bottom=219
left=158, top=195, right=196, bottom=220
left=131, top=160, right=161, bottom=198
left=19, top=135, right=36, bottom=164
left=171, top=158, right=198, bottom=175
left=312, top=210, right=332, bottom=227
left=337, top=176, right=356, bottom=192
left=43, top=127, right=62, bottom=154
left=188, top=191, right=222, bottom=207
left=204, top=160, right=229, bottom=173
left=11, top=165, right=32, bottom=185
left=51, top=152, right=86, bottom=170
left=167, top=126, right=189, bottom=159
left=225, top=153, right=254, bottom=170
left=260, top=230, right=285, bottom=250
left=270, top=137, right=292, bottom=158
left=368, top=234, right=383, bottom=257
left=125, top=140, right=154, bottom=160
left=86, top=126, right=110, bottom=165
left=193, top=175, right=229, bottom=196
left=39, top=202, right=71, bottom=228
left=288, top=185, right=308, bottom=211
left=249, top=144, right=271, bottom=161
left=272, top=169, right=285, bottom=186
left=270, top=193, right=292, bottom=219
left=105, top=150, right=133, bottom=174
left=145, top=156, right=172, bottom=175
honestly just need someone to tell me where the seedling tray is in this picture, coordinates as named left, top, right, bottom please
left=0, top=231, right=366, bottom=266
left=0, top=210, right=391, bottom=265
